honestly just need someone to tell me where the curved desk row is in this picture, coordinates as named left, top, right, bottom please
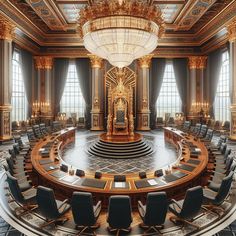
left=31, top=127, right=209, bottom=206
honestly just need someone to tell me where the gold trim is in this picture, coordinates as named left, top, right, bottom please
left=88, top=54, right=103, bottom=68
left=227, top=20, right=236, bottom=42
left=0, top=15, right=15, bottom=40
left=188, top=56, right=207, bottom=69
left=34, top=56, right=53, bottom=69
left=138, top=54, right=153, bottom=68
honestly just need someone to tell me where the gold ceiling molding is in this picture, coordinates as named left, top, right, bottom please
left=0, top=15, right=15, bottom=41
left=227, top=20, right=236, bottom=42
left=138, top=54, right=154, bottom=68
left=34, top=56, right=53, bottom=69
left=88, top=54, right=103, bottom=68
left=188, top=56, right=207, bottom=69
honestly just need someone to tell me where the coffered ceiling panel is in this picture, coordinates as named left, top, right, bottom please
left=157, top=4, right=183, bottom=23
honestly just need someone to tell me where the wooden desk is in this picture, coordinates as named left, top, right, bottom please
left=31, top=127, right=208, bottom=207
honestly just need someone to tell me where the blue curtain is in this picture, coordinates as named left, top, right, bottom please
left=150, top=58, right=166, bottom=129
left=75, top=58, right=91, bottom=129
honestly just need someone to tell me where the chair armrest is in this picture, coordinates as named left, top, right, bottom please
left=58, top=199, right=69, bottom=210
left=138, top=201, right=146, bottom=217
left=170, top=199, right=182, bottom=209
left=94, top=201, right=102, bottom=217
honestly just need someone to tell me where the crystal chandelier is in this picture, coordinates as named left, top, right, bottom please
left=78, top=0, right=164, bottom=68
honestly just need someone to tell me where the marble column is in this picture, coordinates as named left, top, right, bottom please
left=136, top=54, right=152, bottom=130
left=33, top=56, right=53, bottom=119
left=188, top=56, right=208, bottom=115
left=89, top=54, right=104, bottom=131
left=0, top=16, right=15, bottom=142
left=227, top=20, right=236, bottom=140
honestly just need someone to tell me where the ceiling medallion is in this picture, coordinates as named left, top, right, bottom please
left=77, top=0, right=164, bottom=68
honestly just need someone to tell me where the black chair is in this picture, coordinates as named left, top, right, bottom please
left=71, top=192, right=101, bottom=235
left=36, top=186, right=71, bottom=227
left=138, top=192, right=168, bottom=235
left=169, top=186, right=203, bottom=229
left=203, top=171, right=234, bottom=215
left=6, top=172, right=37, bottom=214
left=107, top=195, right=132, bottom=235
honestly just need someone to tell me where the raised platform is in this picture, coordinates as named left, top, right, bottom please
left=88, top=133, right=153, bottom=159
left=99, top=132, right=142, bottom=143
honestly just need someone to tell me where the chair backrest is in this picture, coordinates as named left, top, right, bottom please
left=156, top=117, right=164, bottom=124
left=36, top=186, right=60, bottom=220
left=71, top=192, right=96, bottom=226
left=180, top=186, right=203, bottom=219
left=215, top=171, right=234, bottom=205
left=204, top=129, right=213, bottom=141
left=6, top=172, right=24, bottom=203
left=116, top=110, right=125, bottom=123
left=229, top=161, right=236, bottom=172
left=198, top=125, right=208, bottom=137
left=144, top=192, right=168, bottom=226
left=222, top=121, right=230, bottom=130
left=220, top=143, right=227, bottom=155
left=225, top=155, right=233, bottom=171
left=6, top=157, right=15, bottom=173
left=107, top=195, right=132, bottom=229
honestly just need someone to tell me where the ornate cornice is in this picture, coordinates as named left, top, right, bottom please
left=227, top=20, right=236, bottom=42
left=0, top=15, right=15, bottom=41
left=88, top=54, right=103, bottom=68
left=34, top=56, right=53, bottom=70
left=138, top=54, right=153, bottom=68
left=188, top=56, right=208, bottom=69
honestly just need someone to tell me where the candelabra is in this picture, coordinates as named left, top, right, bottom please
left=191, top=102, right=209, bottom=114
left=32, top=101, right=51, bottom=118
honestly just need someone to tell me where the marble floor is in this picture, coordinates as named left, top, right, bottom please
left=0, top=130, right=236, bottom=235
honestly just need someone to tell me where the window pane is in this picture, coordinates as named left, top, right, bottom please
left=214, top=51, right=230, bottom=122
left=60, top=63, right=85, bottom=117
left=156, top=61, right=182, bottom=118
left=11, top=51, right=27, bottom=121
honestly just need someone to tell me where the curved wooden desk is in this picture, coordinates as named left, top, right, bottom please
left=31, top=127, right=209, bottom=207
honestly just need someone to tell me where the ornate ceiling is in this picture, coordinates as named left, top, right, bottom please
left=0, top=0, right=235, bottom=56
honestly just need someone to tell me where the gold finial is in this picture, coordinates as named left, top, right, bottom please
left=88, top=54, right=103, bottom=68
left=34, top=56, right=54, bottom=70
left=0, top=16, right=15, bottom=41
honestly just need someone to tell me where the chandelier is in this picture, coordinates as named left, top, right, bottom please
left=78, top=0, right=164, bottom=68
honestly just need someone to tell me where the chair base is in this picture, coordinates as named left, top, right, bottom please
left=202, top=204, right=225, bottom=217
left=41, top=217, right=69, bottom=228
left=76, top=223, right=100, bottom=236
left=139, top=223, right=164, bottom=235
left=169, top=216, right=200, bottom=229
left=107, top=226, right=131, bottom=236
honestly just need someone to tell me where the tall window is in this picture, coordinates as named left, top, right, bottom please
left=214, top=51, right=230, bottom=122
left=60, top=62, right=85, bottom=117
left=12, top=51, right=27, bottom=121
left=156, top=61, right=182, bottom=118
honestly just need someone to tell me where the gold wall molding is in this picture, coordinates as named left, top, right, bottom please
left=88, top=54, right=103, bottom=68
left=34, top=56, right=53, bottom=69
left=138, top=54, right=153, bottom=68
left=227, top=20, right=236, bottom=42
left=0, top=15, right=15, bottom=41
left=188, top=56, right=208, bottom=69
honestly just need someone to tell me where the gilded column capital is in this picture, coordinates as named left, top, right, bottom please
left=188, top=56, right=207, bottom=69
left=0, top=16, right=15, bottom=41
left=88, top=54, right=103, bottom=68
left=34, top=56, right=53, bottom=70
left=138, top=54, right=153, bottom=68
left=227, top=20, right=236, bottom=42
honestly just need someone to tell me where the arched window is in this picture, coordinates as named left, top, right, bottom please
left=60, top=62, right=85, bottom=117
left=214, top=51, right=230, bottom=122
left=12, top=50, right=27, bottom=121
left=156, top=61, right=182, bottom=118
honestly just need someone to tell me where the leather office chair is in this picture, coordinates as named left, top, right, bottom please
left=71, top=192, right=101, bottom=235
left=203, top=171, right=234, bottom=215
left=6, top=171, right=37, bottom=215
left=36, top=186, right=71, bottom=228
left=107, top=195, right=132, bottom=235
left=169, top=186, right=203, bottom=229
left=138, top=192, right=168, bottom=235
